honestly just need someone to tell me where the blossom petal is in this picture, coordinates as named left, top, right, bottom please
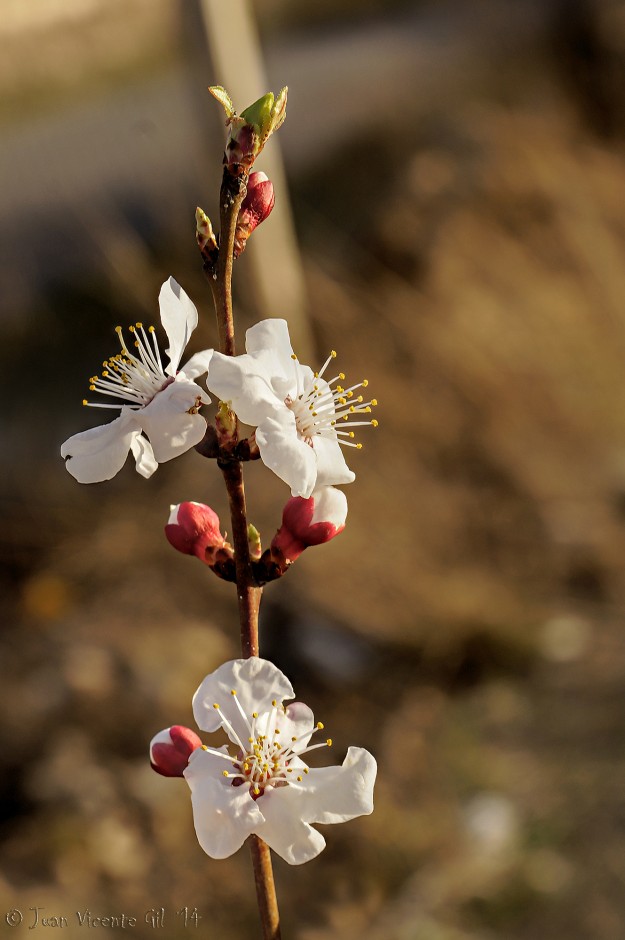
left=298, top=747, right=377, bottom=825
left=192, top=658, right=294, bottom=744
left=256, top=785, right=326, bottom=865
left=61, top=410, right=142, bottom=483
left=279, top=702, right=316, bottom=754
left=256, top=412, right=318, bottom=498
left=244, top=319, right=299, bottom=400
left=139, top=379, right=207, bottom=462
left=181, top=349, right=214, bottom=381
left=206, top=352, right=283, bottom=426
left=245, top=319, right=294, bottom=369
left=159, top=277, right=199, bottom=375
left=130, top=432, right=158, bottom=478
left=313, top=435, right=356, bottom=489
left=184, top=748, right=264, bottom=859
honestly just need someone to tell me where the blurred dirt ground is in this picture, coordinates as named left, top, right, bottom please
left=3, top=1, right=625, bottom=938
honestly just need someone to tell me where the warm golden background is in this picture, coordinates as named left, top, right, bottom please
left=3, top=0, right=625, bottom=937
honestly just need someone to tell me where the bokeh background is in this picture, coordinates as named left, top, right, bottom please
left=3, top=0, right=625, bottom=936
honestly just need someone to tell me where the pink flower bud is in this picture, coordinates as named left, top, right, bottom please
left=165, top=502, right=225, bottom=562
left=150, top=725, right=202, bottom=777
left=234, top=171, right=275, bottom=258
left=271, top=486, right=347, bottom=563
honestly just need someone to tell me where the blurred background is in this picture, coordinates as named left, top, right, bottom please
left=3, top=0, right=625, bottom=936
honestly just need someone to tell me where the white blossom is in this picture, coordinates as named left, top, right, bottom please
left=61, top=278, right=212, bottom=483
left=205, top=319, right=377, bottom=498
left=185, top=657, right=376, bottom=865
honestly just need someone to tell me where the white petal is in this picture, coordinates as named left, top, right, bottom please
left=184, top=749, right=264, bottom=859
left=192, top=658, right=294, bottom=744
left=255, top=785, right=326, bottom=865
left=180, top=349, right=214, bottom=381
left=313, top=436, right=356, bottom=489
left=279, top=702, right=316, bottom=754
left=206, top=352, right=282, bottom=426
left=61, top=410, right=142, bottom=483
left=255, top=412, right=318, bottom=498
left=130, top=433, right=158, bottom=478
left=159, top=277, right=199, bottom=376
left=299, top=747, right=377, bottom=825
left=245, top=319, right=299, bottom=400
left=310, top=486, right=348, bottom=527
left=139, top=379, right=206, bottom=463
left=245, top=319, right=295, bottom=373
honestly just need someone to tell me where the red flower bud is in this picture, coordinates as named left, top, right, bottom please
left=165, top=502, right=226, bottom=562
left=234, top=172, right=275, bottom=258
left=150, top=725, right=202, bottom=777
left=271, top=487, right=347, bottom=563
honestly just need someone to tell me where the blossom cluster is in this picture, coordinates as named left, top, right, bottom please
left=61, top=278, right=377, bottom=505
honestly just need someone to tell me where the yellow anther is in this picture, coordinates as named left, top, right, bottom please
left=357, top=395, right=363, bottom=403
left=291, top=354, right=298, bottom=360
left=297, top=776, right=303, bottom=782
left=314, top=371, right=319, bottom=378
left=326, top=738, right=333, bottom=746
left=201, top=745, right=208, bottom=751
left=287, top=768, right=293, bottom=773
left=136, top=322, right=143, bottom=329
left=102, top=371, right=109, bottom=377
left=347, top=391, right=353, bottom=398
left=252, top=712, right=258, bottom=719
left=356, top=443, right=363, bottom=450
left=230, top=689, right=237, bottom=696
left=339, top=372, right=345, bottom=380
left=349, top=406, right=355, bottom=413
left=339, top=397, right=347, bottom=405
left=371, top=399, right=378, bottom=406
left=365, top=407, right=372, bottom=413
left=349, top=432, right=355, bottom=439
left=149, top=325, right=155, bottom=333
left=89, top=385, right=96, bottom=391
left=371, top=419, right=379, bottom=427
left=243, top=763, right=250, bottom=772
left=213, top=703, right=220, bottom=710
left=128, top=325, right=135, bottom=332
left=291, top=736, right=297, bottom=742
left=134, top=341, right=139, bottom=348
left=222, top=770, right=229, bottom=777
left=336, top=386, right=344, bottom=393
left=248, top=737, right=254, bottom=744
left=330, top=350, right=337, bottom=358
left=303, top=768, right=309, bottom=774
left=272, top=700, right=277, bottom=707
left=312, top=411, right=318, bottom=417
left=274, top=729, right=280, bottom=735
left=82, top=399, right=88, bottom=406
left=362, top=379, right=369, bottom=387
left=254, top=787, right=260, bottom=795
left=317, top=722, right=324, bottom=730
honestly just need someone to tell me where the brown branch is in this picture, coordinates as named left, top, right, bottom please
left=207, top=163, right=281, bottom=940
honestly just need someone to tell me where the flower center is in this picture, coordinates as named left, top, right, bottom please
left=82, top=323, right=170, bottom=412
left=202, top=692, right=332, bottom=800
left=286, top=350, right=378, bottom=449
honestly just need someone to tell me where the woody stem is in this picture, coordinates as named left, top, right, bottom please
left=206, top=165, right=281, bottom=940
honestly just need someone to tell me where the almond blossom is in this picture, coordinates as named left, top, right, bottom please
left=205, top=319, right=378, bottom=498
left=61, top=278, right=213, bottom=483
left=180, top=657, right=376, bottom=865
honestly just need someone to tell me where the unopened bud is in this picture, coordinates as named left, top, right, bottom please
left=209, top=85, right=288, bottom=175
left=248, top=523, right=262, bottom=561
left=165, top=502, right=226, bottom=562
left=271, top=487, right=347, bottom=563
left=150, top=725, right=202, bottom=777
left=215, top=401, right=237, bottom=450
left=234, top=171, right=275, bottom=258
left=196, top=207, right=218, bottom=264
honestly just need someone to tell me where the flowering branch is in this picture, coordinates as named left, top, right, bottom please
left=204, top=105, right=279, bottom=940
